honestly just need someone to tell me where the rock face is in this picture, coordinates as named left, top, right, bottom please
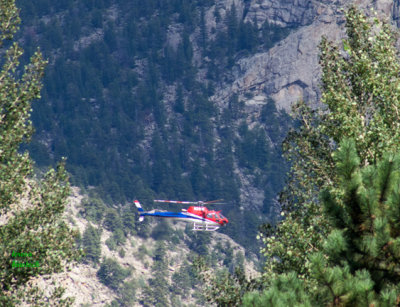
left=245, top=0, right=336, bottom=28
left=210, top=1, right=347, bottom=113
left=229, top=4, right=345, bottom=111
left=211, top=0, right=400, bottom=112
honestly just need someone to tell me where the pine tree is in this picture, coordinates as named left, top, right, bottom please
left=142, top=241, right=170, bottom=306
left=199, top=6, right=207, bottom=52
left=82, top=224, right=101, bottom=264
left=97, top=258, right=131, bottom=291
left=244, top=139, right=400, bottom=305
left=195, top=256, right=261, bottom=307
left=314, top=139, right=400, bottom=304
left=0, top=1, right=81, bottom=305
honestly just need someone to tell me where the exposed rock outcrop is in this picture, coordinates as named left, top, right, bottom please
left=232, top=7, right=344, bottom=111
left=212, top=0, right=400, bottom=113
left=245, top=0, right=337, bottom=28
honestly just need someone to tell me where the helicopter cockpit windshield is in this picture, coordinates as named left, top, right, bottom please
left=207, top=213, right=222, bottom=221
left=217, top=213, right=226, bottom=220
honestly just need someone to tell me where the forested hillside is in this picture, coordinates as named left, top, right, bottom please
left=16, top=0, right=292, bottom=249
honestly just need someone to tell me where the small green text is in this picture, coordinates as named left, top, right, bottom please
left=11, top=251, right=33, bottom=258
left=11, top=251, right=40, bottom=268
left=12, top=260, right=40, bottom=268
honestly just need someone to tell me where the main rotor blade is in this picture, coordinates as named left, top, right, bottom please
left=204, top=199, right=225, bottom=204
left=154, top=199, right=227, bottom=205
left=206, top=203, right=226, bottom=205
left=154, top=200, right=198, bottom=205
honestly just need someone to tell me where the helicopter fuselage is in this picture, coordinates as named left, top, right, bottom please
left=134, top=201, right=228, bottom=231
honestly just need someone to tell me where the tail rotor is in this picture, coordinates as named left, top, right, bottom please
left=134, top=200, right=144, bottom=222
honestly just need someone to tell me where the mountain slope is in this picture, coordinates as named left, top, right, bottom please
left=18, top=0, right=292, bottom=252
left=27, top=187, right=258, bottom=306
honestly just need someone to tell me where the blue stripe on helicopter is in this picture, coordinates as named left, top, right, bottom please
left=140, top=211, right=204, bottom=220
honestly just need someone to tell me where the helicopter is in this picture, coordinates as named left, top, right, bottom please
left=134, top=199, right=228, bottom=231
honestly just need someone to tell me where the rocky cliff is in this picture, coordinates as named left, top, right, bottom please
left=211, top=0, right=400, bottom=113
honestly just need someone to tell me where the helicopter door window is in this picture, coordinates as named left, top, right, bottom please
left=207, top=213, right=214, bottom=218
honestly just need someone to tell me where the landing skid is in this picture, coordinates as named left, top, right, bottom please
left=193, top=223, right=220, bottom=231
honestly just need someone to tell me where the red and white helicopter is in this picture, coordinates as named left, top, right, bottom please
left=134, top=199, right=228, bottom=231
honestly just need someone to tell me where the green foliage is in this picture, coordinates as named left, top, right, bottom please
left=136, top=244, right=151, bottom=261
left=151, top=220, right=173, bottom=241
left=0, top=0, right=20, bottom=43
left=118, top=248, right=125, bottom=258
left=105, top=236, right=116, bottom=251
left=235, top=251, right=245, bottom=271
left=187, top=231, right=210, bottom=256
left=115, top=280, right=136, bottom=307
left=0, top=0, right=82, bottom=304
left=250, top=140, right=400, bottom=305
left=317, top=139, right=400, bottom=300
left=319, top=10, right=400, bottom=164
left=104, top=226, right=126, bottom=251
left=171, top=260, right=196, bottom=295
left=141, top=241, right=170, bottom=306
left=237, top=7, right=400, bottom=306
left=261, top=6, right=400, bottom=290
left=105, top=300, right=120, bottom=307
left=97, top=258, right=131, bottom=291
left=79, top=197, right=107, bottom=224
left=82, top=223, right=102, bottom=264
left=136, top=220, right=151, bottom=239
left=194, top=256, right=261, bottom=307
left=103, top=208, right=123, bottom=232
left=243, top=272, right=311, bottom=307
left=121, top=209, right=136, bottom=236
left=170, top=227, right=184, bottom=245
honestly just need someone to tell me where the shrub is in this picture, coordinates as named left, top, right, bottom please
left=82, top=224, right=102, bottom=264
left=97, top=258, right=131, bottom=291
